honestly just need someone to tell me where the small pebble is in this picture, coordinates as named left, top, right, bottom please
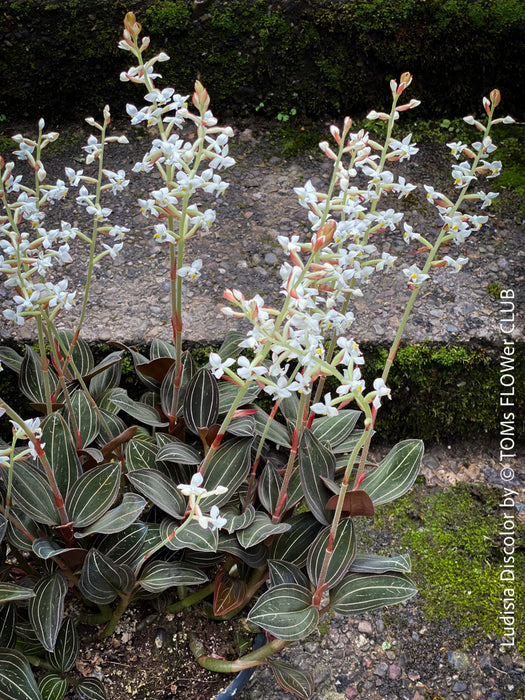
left=448, top=650, right=470, bottom=671
left=389, top=663, right=402, bottom=680
left=358, top=621, right=373, bottom=635
left=373, top=662, right=388, bottom=678
left=452, top=681, right=467, bottom=692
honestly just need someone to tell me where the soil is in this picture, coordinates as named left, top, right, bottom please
left=74, top=608, right=240, bottom=700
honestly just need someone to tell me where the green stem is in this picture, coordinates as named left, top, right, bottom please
left=166, top=583, right=214, bottom=614
left=101, top=592, right=133, bottom=638
left=190, top=636, right=288, bottom=673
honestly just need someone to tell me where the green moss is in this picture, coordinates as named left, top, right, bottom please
left=486, top=282, right=504, bottom=300
left=144, top=0, right=192, bottom=35
left=358, top=342, right=525, bottom=442
left=375, top=483, right=525, bottom=652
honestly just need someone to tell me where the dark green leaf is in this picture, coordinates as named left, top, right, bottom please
left=109, top=388, right=168, bottom=427
left=270, top=513, right=322, bottom=567
left=75, top=493, right=146, bottom=537
left=78, top=549, right=135, bottom=605
left=150, top=338, right=176, bottom=360
left=0, top=647, right=42, bottom=700
left=66, top=390, right=99, bottom=448
left=201, top=437, right=253, bottom=509
left=258, top=461, right=282, bottom=515
left=253, top=407, right=291, bottom=448
left=218, top=533, right=267, bottom=568
left=172, top=519, right=218, bottom=553
left=0, top=515, right=6, bottom=546
left=0, top=604, right=16, bottom=648
left=138, top=560, right=208, bottom=593
left=38, top=674, right=67, bottom=700
left=6, top=507, right=39, bottom=551
left=332, top=429, right=369, bottom=455
left=28, top=573, right=68, bottom=652
left=307, top=518, right=356, bottom=589
left=330, top=572, right=418, bottom=615
left=222, top=504, right=256, bottom=534
left=156, top=440, right=202, bottom=466
left=19, top=345, right=58, bottom=405
left=96, top=410, right=127, bottom=445
left=279, top=392, right=300, bottom=425
left=160, top=350, right=196, bottom=418
left=88, top=351, right=123, bottom=402
left=362, top=440, right=424, bottom=505
left=95, top=523, right=147, bottom=567
left=40, top=413, right=82, bottom=496
left=349, top=553, right=411, bottom=574
left=227, top=415, right=256, bottom=438
left=47, top=617, right=79, bottom=672
left=270, top=659, right=315, bottom=700
left=112, top=343, right=158, bottom=390
left=32, top=539, right=78, bottom=560
left=298, top=428, right=336, bottom=525
left=0, top=346, right=23, bottom=374
left=126, top=439, right=158, bottom=472
left=55, top=330, right=94, bottom=378
left=310, top=410, right=361, bottom=447
left=268, top=560, right=308, bottom=588
left=247, top=584, right=318, bottom=641
left=10, top=462, right=60, bottom=525
left=237, top=512, right=290, bottom=548
left=183, top=368, right=219, bottom=436
left=75, top=678, right=106, bottom=700
left=128, top=469, right=185, bottom=519
left=0, top=583, right=35, bottom=603
left=215, top=331, right=245, bottom=361
left=66, top=463, right=121, bottom=528
left=218, top=382, right=260, bottom=415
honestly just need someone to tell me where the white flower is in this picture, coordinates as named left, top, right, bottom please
left=209, top=352, right=235, bottom=379
left=177, top=472, right=206, bottom=497
left=236, top=356, right=267, bottom=381
left=446, top=141, right=468, bottom=159
left=403, top=264, right=429, bottom=287
left=208, top=505, right=227, bottom=531
left=442, top=255, right=469, bottom=273
left=311, top=393, right=338, bottom=417
left=371, top=378, right=391, bottom=409
left=177, top=259, right=202, bottom=280
left=389, top=134, right=418, bottom=161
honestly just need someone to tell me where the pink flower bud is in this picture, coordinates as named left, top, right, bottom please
left=483, top=96, right=491, bottom=116
left=330, top=125, right=341, bottom=145
left=490, top=89, right=501, bottom=107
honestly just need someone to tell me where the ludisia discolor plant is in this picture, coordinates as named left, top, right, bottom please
left=0, top=12, right=515, bottom=699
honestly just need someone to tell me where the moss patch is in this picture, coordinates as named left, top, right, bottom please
left=375, top=482, right=525, bottom=653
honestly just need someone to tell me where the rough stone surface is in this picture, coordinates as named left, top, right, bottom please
left=1, top=120, right=523, bottom=348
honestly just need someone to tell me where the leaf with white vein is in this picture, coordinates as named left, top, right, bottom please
left=28, top=573, right=68, bottom=652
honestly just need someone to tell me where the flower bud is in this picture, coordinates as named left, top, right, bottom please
left=329, top=124, right=341, bottom=144
left=490, top=89, right=501, bottom=107
left=124, top=12, right=141, bottom=38
left=483, top=96, right=491, bottom=116
left=192, top=81, right=210, bottom=112
left=38, top=118, right=45, bottom=130
left=390, top=79, right=398, bottom=96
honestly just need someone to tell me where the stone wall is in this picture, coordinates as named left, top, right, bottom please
left=1, top=0, right=524, bottom=123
